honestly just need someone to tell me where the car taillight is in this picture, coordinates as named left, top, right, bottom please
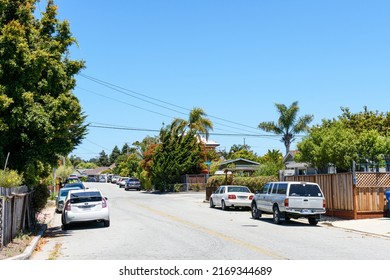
left=323, top=199, right=326, bottom=208
left=65, top=201, right=71, bottom=211
left=228, top=194, right=236, bottom=199
left=102, top=197, right=107, bottom=208
left=249, top=195, right=254, bottom=200
left=284, top=198, right=289, bottom=207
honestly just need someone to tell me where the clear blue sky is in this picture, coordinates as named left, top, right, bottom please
left=44, top=0, right=390, bottom=160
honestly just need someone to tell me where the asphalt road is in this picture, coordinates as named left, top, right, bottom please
left=31, top=182, right=390, bottom=260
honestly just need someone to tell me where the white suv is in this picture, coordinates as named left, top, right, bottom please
left=251, top=181, right=326, bottom=225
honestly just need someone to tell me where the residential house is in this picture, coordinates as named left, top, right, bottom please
left=217, top=158, right=260, bottom=175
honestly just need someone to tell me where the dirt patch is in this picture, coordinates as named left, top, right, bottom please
left=0, top=233, right=35, bottom=260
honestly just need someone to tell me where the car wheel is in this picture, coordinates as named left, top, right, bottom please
left=221, top=200, right=228, bottom=211
left=273, top=205, right=283, bottom=224
left=209, top=198, right=215, bottom=208
left=104, top=220, right=110, bottom=227
left=251, top=203, right=261, bottom=219
left=62, top=221, right=69, bottom=230
left=308, top=217, right=318, bottom=226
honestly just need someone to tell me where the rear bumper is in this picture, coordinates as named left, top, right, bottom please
left=285, top=208, right=326, bottom=216
left=225, top=200, right=252, bottom=208
left=64, top=210, right=109, bottom=224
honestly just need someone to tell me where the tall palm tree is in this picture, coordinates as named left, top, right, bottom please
left=188, top=107, right=214, bottom=140
left=258, top=101, right=313, bottom=155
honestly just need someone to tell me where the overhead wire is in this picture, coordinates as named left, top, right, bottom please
left=79, top=74, right=263, bottom=133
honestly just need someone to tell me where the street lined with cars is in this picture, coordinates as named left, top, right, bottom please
left=32, top=182, right=390, bottom=260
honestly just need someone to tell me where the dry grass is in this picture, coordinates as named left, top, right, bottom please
left=0, top=233, right=34, bottom=260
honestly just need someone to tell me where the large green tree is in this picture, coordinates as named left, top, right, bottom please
left=0, top=0, right=86, bottom=184
left=150, top=120, right=203, bottom=191
left=258, top=101, right=313, bottom=155
left=296, top=108, right=390, bottom=173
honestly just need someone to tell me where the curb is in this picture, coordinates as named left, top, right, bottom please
left=6, top=224, right=48, bottom=260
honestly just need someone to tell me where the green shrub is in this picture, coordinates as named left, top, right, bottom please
left=0, top=169, right=24, bottom=188
left=207, top=175, right=278, bottom=193
left=32, top=183, right=50, bottom=211
left=174, top=183, right=183, bottom=192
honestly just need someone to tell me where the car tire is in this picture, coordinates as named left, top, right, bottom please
left=251, top=203, right=261, bottom=219
left=308, top=217, right=318, bottom=226
left=221, top=200, right=228, bottom=211
left=209, top=198, right=215, bottom=208
left=273, top=205, right=283, bottom=225
left=104, top=220, right=110, bottom=227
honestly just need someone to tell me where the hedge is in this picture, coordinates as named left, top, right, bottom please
left=206, top=175, right=278, bottom=193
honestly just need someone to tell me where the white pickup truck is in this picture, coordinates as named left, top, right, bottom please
left=251, top=181, right=326, bottom=225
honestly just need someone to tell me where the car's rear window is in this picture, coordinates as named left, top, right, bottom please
left=60, top=189, right=73, bottom=197
left=70, top=191, right=102, bottom=203
left=288, top=184, right=323, bottom=197
left=228, top=186, right=250, bottom=193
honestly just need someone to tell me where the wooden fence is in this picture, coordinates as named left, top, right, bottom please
left=0, top=186, right=34, bottom=248
left=285, top=172, right=390, bottom=219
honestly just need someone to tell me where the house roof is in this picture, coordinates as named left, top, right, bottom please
left=198, top=136, right=220, bottom=148
left=219, top=158, right=260, bottom=166
left=218, top=158, right=260, bottom=172
left=283, top=150, right=299, bottom=163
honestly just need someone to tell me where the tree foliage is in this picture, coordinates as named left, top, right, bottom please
left=150, top=121, right=203, bottom=191
left=0, top=0, right=87, bottom=184
left=296, top=107, right=390, bottom=173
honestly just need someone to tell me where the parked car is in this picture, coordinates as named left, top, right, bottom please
left=111, top=175, right=120, bottom=184
left=125, top=178, right=142, bottom=191
left=61, top=188, right=110, bottom=230
left=65, top=177, right=81, bottom=184
left=86, top=177, right=97, bottom=182
left=251, top=181, right=326, bottom=225
left=117, top=177, right=129, bottom=188
left=56, top=187, right=80, bottom=213
left=209, top=185, right=254, bottom=210
left=63, top=182, right=86, bottom=190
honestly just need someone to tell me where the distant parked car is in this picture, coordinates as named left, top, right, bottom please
left=209, top=185, right=254, bottom=210
left=111, top=175, right=120, bottom=184
left=118, top=177, right=129, bottom=188
left=56, top=187, right=80, bottom=213
left=125, top=178, right=142, bottom=191
left=65, top=177, right=81, bottom=184
left=86, top=177, right=97, bottom=182
left=61, top=188, right=110, bottom=230
left=63, top=182, right=86, bottom=190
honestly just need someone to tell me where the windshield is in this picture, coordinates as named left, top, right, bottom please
left=70, top=192, right=102, bottom=203
left=288, top=184, right=323, bottom=197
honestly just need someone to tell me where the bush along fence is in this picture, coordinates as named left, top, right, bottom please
left=0, top=186, right=35, bottom=248
left=285, top=172, right=390, bottom=219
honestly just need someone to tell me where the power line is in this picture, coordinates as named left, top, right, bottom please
left=79, top=73, right=261, bottom=132
left=88, top=123, right=300, bottom=139
left=77, top=86, right=262, bottom=135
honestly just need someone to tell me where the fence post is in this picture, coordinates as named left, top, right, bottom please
left=352, top=161, right=358, bottom=219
